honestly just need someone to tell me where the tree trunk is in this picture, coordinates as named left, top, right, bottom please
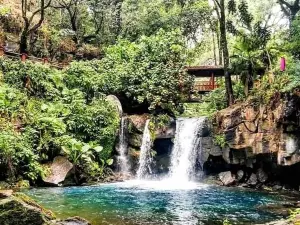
left=219, top=0, right=234, bottom=106
left=212, top=31, right=217, bottom=65
left=20, top=30, right=29, bottom=54
left=216, top=30, right=223, bottom=65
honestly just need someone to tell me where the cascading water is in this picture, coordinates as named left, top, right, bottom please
left=116, top=117, right=130, bottom=174
left=168, top=117, right=205, bottom=183
left=136, top=119, right=153, bottom=179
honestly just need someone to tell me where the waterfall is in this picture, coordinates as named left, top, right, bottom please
left=136, top=119, right=153, bottom=179
left=168, top=117, right=204, bottom=183
left=117, top=117, right=130, bottom=174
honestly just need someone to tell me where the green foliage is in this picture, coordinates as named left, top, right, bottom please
left=227, top=1, right=272, bottom=96
left=0, top=59, right=63, bottom=100
left=64, top=29, right=193, bottom=113
left=213, top=134, right=227, bottom=148
left=66, top=98, right=120, bottom=160
left=181, top=80, right=245, bottom=117
left=0, top=127, right=45, bottom=182
left=0, top=58, right=120, bottom=183
left=102, top=29, right=193, bottom=112
left=0, top=6, right=10, bottom=16
left=150, top=114, right=171, bottom=130
left=251, top=74, right=291, bottom=103
left=61, top=138, right=103, bottom=166
left=290, top=16, right=300, bottom=59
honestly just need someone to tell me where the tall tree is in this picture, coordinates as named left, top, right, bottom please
left=213, top=0, right=234, bottom=106
left=278, top=0, right=300, bottom=25
left=21, top=0, right=52, bottom=54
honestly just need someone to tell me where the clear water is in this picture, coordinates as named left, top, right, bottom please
left=24, top=181, right=288, bottom=225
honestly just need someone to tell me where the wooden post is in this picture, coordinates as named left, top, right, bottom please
left=0, top=46, right=4, bottom=56
left=212, top=72, right=215, bottom=90
left=21, top=53, right=27, bottom=62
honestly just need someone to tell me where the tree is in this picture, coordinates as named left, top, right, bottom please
left=51, top=0, right=81, bottom=44
left=278, top=0, right=300, bottom=25
left=21, top=0, right=52, bottom=54
left=213, top=0, right=234, bottom=106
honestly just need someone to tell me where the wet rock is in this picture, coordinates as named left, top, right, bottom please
left=198, top=117, right=210, bottom=137
left=257, top=202, right=297, bottom=217
left=218, top=171, right=236, bottom=186
left=247, top=173, right=258, bottom=186
left=255, top=220, right=292, bottom=225
left=273, top=184, right=283, bottom=191
left=257, top=168, right=268, bottom=183
left=54, top=216, right=91, bottom=225
left=236, top=170, right=245, bottom=182
left=43, top=156, right=73, bottom=186
left=202, top=175, right=223, bottom=186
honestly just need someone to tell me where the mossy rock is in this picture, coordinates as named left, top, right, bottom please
left=128, top=133, right=143, bottom=148
left=0, top=193, right=55, bottom=225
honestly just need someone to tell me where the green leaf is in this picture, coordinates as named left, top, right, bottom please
left=82, top=144, right=91, bottom=153
left=106, top=158, right=113, bottom=166
left=94, top=146, right=103, bottom=153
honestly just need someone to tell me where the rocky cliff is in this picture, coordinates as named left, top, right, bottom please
left=208, top=90, right=300, bottom=189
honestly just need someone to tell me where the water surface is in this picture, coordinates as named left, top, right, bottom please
left=24, top=181, right=290, bottom=225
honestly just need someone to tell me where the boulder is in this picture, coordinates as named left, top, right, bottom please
left=236, top=170, right=245, bottom=182
left=257, top=168, right=268, bottom=183
left=0, top=193, right=91, bottom=225
left=106, top=95, right=123, bottom=118
left=218, top=171, right=236, bottom=186
left=54, top=217, right=91, bottom=225
left=0, top=194, right=55, bottom=225
left=247, top=173, right=258, bottom=186
left=43, top=156, right=73, bottom=186
left=128, top=114, right=149, bottom=133
left=198, top=117, right=211, bottom=137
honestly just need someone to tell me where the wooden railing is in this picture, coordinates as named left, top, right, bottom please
left=194, top=81, right=219, bottom=92
left=0, top=46, right=68, bottom=69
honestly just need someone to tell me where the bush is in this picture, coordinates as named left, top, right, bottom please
left=0, top=58, right=120, bottom=183
left=0, top=58, right=63, bottom=100
left=64, top=29, right=194, bottom=114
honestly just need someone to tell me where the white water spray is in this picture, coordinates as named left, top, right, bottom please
left=116, top=117, right=130, bottom=174
left=168, top=117, right=205, bottom=183
left=136, top=120, right=153, bottom=179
